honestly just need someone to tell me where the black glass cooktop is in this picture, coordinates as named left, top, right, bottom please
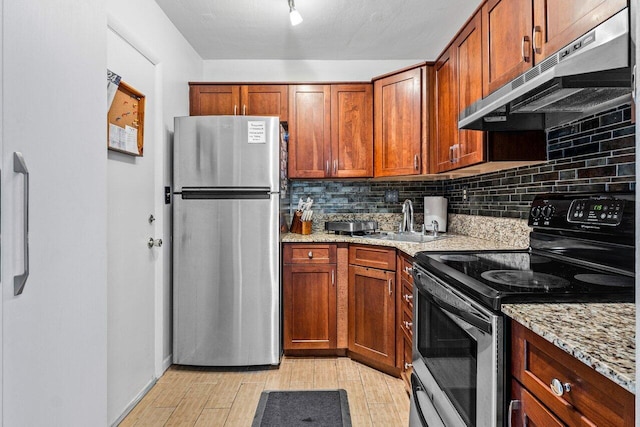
left=414, top=250, right=635, bottom=310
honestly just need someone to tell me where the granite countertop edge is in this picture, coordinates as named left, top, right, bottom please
left=502, top=303, right=636, bottom=395
left=281, top=231, right=524, bottom=256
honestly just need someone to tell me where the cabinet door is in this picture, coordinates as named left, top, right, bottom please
left=455, top=11, right=485, bottom=170
left=510, top=380, right=564, bottom=427
left=288, top=85, right=331, bottom=178
left=283, top=264, right=337, bottom=350
left=242, top=85, right=288, bottom=122
left=348, top=265, right=396, bottom=367
left=189, top=84, right=240, bottom=116
left=482, top=0, right=533, bottom=95
left=432, top=47, right=458, bottom=173
left=330, top=84, right=373, bottom=178
left=532, top=0, right=628, bottom=63
left=374, top=68, right=422, bottom=177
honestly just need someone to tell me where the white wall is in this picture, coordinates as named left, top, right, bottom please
left=106, top=0, right=202, bottom=423
left=202, top=59, right=422, bottom=82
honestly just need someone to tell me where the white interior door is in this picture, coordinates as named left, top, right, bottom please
left=2, top=0, right=108, bottom=425
left=107, top=28, right=160, bottom=424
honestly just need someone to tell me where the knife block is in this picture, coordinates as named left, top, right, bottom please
left=290, top=211, right=303, bottom=234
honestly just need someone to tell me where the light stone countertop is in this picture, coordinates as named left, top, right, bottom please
left=281, top=231, right=524, bottom=257
left=502, top=303, right=636, bottom=394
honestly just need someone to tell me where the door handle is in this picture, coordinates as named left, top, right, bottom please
left=333, top=159, right=337, bottom=175
left=148, top=238, right=163, bottom=248
left=388, top=278, right=393, bottom=295
left=532, top=25, right=542, bottom=54
left=13, top=152, right=30, bottom=295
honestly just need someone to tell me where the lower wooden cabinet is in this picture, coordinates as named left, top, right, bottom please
left=348, top=245, right=397, bottom=371
left=283, top=244, right=337, bottom=351
left=396, top=253, right=414, bottom=391
left=510, top=321, right=635, bottom=426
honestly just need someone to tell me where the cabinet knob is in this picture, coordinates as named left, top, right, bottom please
left=404, top=266, right=413, bottom=275
left=404, top=362, right=412, bottom=370
left=550, top=378, right=571, bottom=396
left=403, top=321, right=413, bottom=331
left=308, top=251, right=313, bottom=259
left=403, top=294, right=413, bottom=303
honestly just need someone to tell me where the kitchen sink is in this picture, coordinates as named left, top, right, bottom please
left=361, top=231, right=450, bottom=244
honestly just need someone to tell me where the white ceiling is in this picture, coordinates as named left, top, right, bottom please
left=154, top=0, right=484, bottom=61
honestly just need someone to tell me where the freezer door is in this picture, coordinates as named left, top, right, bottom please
left=174, top=115, right=280, bottom=191
left=173, top=194, right=281, bottom=366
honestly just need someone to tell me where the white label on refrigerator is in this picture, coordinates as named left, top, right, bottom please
left=247, top=121, right=266, bottom=143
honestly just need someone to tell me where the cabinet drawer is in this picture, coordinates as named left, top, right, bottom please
left=398, top=255, right=414, bottom=282
left=348, top=244, right=396, bottom=270
left=284, top=244, right=336, bottom=264
left=400, top=309, right=413, bottom=341
left=401, top=279, right=414, bottom=312
left=511, top=321, right=634, bottom=426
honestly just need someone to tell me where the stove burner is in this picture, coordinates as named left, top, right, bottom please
left=439, top=254, right=480, bottom=262
left=574, top=274, right=635, bottom=287
left=480, top=270, right=570, bottom=289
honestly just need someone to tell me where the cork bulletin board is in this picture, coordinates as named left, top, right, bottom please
left=108, top=81, right=145, bottom=156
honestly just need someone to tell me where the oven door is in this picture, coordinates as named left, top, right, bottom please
left=411, top=265, right=504, bottom=427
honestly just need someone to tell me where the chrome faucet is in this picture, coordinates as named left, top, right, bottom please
left=431, top=220, right=439, bottom=237
left=401, top=199, right=414, bottom=233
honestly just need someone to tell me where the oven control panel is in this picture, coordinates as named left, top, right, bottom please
left=529, top=193, right=633, bottom=231
left=566, top=199, right=624, bottom=226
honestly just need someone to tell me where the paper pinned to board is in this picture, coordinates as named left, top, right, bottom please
left=247, top=121, right=266, bottom=144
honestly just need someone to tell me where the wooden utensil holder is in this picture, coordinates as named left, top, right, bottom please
left=290, top=211, right=303, bottom=234
left=301, top=221, right=312, bottom=235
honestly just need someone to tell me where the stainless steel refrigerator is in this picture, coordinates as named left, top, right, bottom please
left=173, top=115, right=281, bottom=366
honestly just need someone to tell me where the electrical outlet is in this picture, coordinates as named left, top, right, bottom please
left=462, top=186, right=468, bottom=202
left=384, top=189, right=399, bottom=203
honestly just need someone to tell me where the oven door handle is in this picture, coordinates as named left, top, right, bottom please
left=412, top=376, right=446, bottom=427
left=431, top=295, right=492, bottom=334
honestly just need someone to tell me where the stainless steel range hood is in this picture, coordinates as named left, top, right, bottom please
left=459, top=8, right=632, bottom=131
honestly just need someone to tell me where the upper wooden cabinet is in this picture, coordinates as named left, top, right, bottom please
left=432, top=13, right=486, bottom=173
left=189, top=84, right=288, bottom=121
left=532, top=0, right=627, bottom=63
left=331, top=84, right=374, bottom=178
left=373, top=67, right=425, bottom=177
left=288, top=84, right=373, bottom=179
left=483, top=0, right=628, bottom=95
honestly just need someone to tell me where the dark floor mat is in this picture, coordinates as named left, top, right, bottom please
left=252, top=389, right=351, bottom=427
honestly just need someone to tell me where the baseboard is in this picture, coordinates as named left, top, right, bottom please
left=162, top=353, right=173, bottom=372
left=110, top=377, right=158, bottom=427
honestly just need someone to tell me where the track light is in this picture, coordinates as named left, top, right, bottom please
left=288, top=0, right=303, bottom=26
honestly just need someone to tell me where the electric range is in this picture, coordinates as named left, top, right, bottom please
left=408, top=192, right=635, bottom=427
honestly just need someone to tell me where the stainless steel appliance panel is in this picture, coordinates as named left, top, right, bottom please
left=173, top=194, right=280, bottom=366
left=174, top=115, right=280, bottom=191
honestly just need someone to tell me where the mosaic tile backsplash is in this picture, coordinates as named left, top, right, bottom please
left=289, top=104, right=635, bottom=221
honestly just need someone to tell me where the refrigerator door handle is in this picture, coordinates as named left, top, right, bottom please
left=13, top=152, right=30, bottom=296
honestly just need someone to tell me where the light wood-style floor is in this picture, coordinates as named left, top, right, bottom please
left=119, top=356, right=409, bottom=427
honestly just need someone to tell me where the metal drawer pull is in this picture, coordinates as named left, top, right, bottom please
left=414, top=154, right=419, bottom=170
left=532, top=25, right=542, bottom=54
left=404, top=362, right=412, bottom=370
left=404, top=266, right=413, bottom=275
left=388, top=279, right=392, bottom=295
left=325, top=160, right=330, bottom=175
left=13, top=152, right=30, bottom=296
left=403, top=294, right=413, bottom=303
left=403, top=321, right=413, bottom=330
left=449, top=146, right=454, bottom=163
left=550, top=378, right=571, bottom=396
left=333, top=159, right=337, bottom=175
left=233, top=105, right=238, bottom=115
left=331, top=269, right=335, bottom=286
left=508, top=400, right=521, bottom=427
left=242, top=105, right=247, bottom=115
left=521, top=35, right=531, bottom=62
left=308, top=251, right=313, bottom=259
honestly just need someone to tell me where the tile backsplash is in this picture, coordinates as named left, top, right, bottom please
left=289, top=103, right=635, bottom=221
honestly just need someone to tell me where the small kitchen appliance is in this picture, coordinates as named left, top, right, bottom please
left=324, top=220, right=378, bottom=235
left=409, top=192, right=635, bottom=427
left=424, top=196, right=448, bottom=232
left=172, top=115, right=281, bottom=367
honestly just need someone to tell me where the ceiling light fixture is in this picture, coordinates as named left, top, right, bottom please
left=288, top=0, right=303, bottom=26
